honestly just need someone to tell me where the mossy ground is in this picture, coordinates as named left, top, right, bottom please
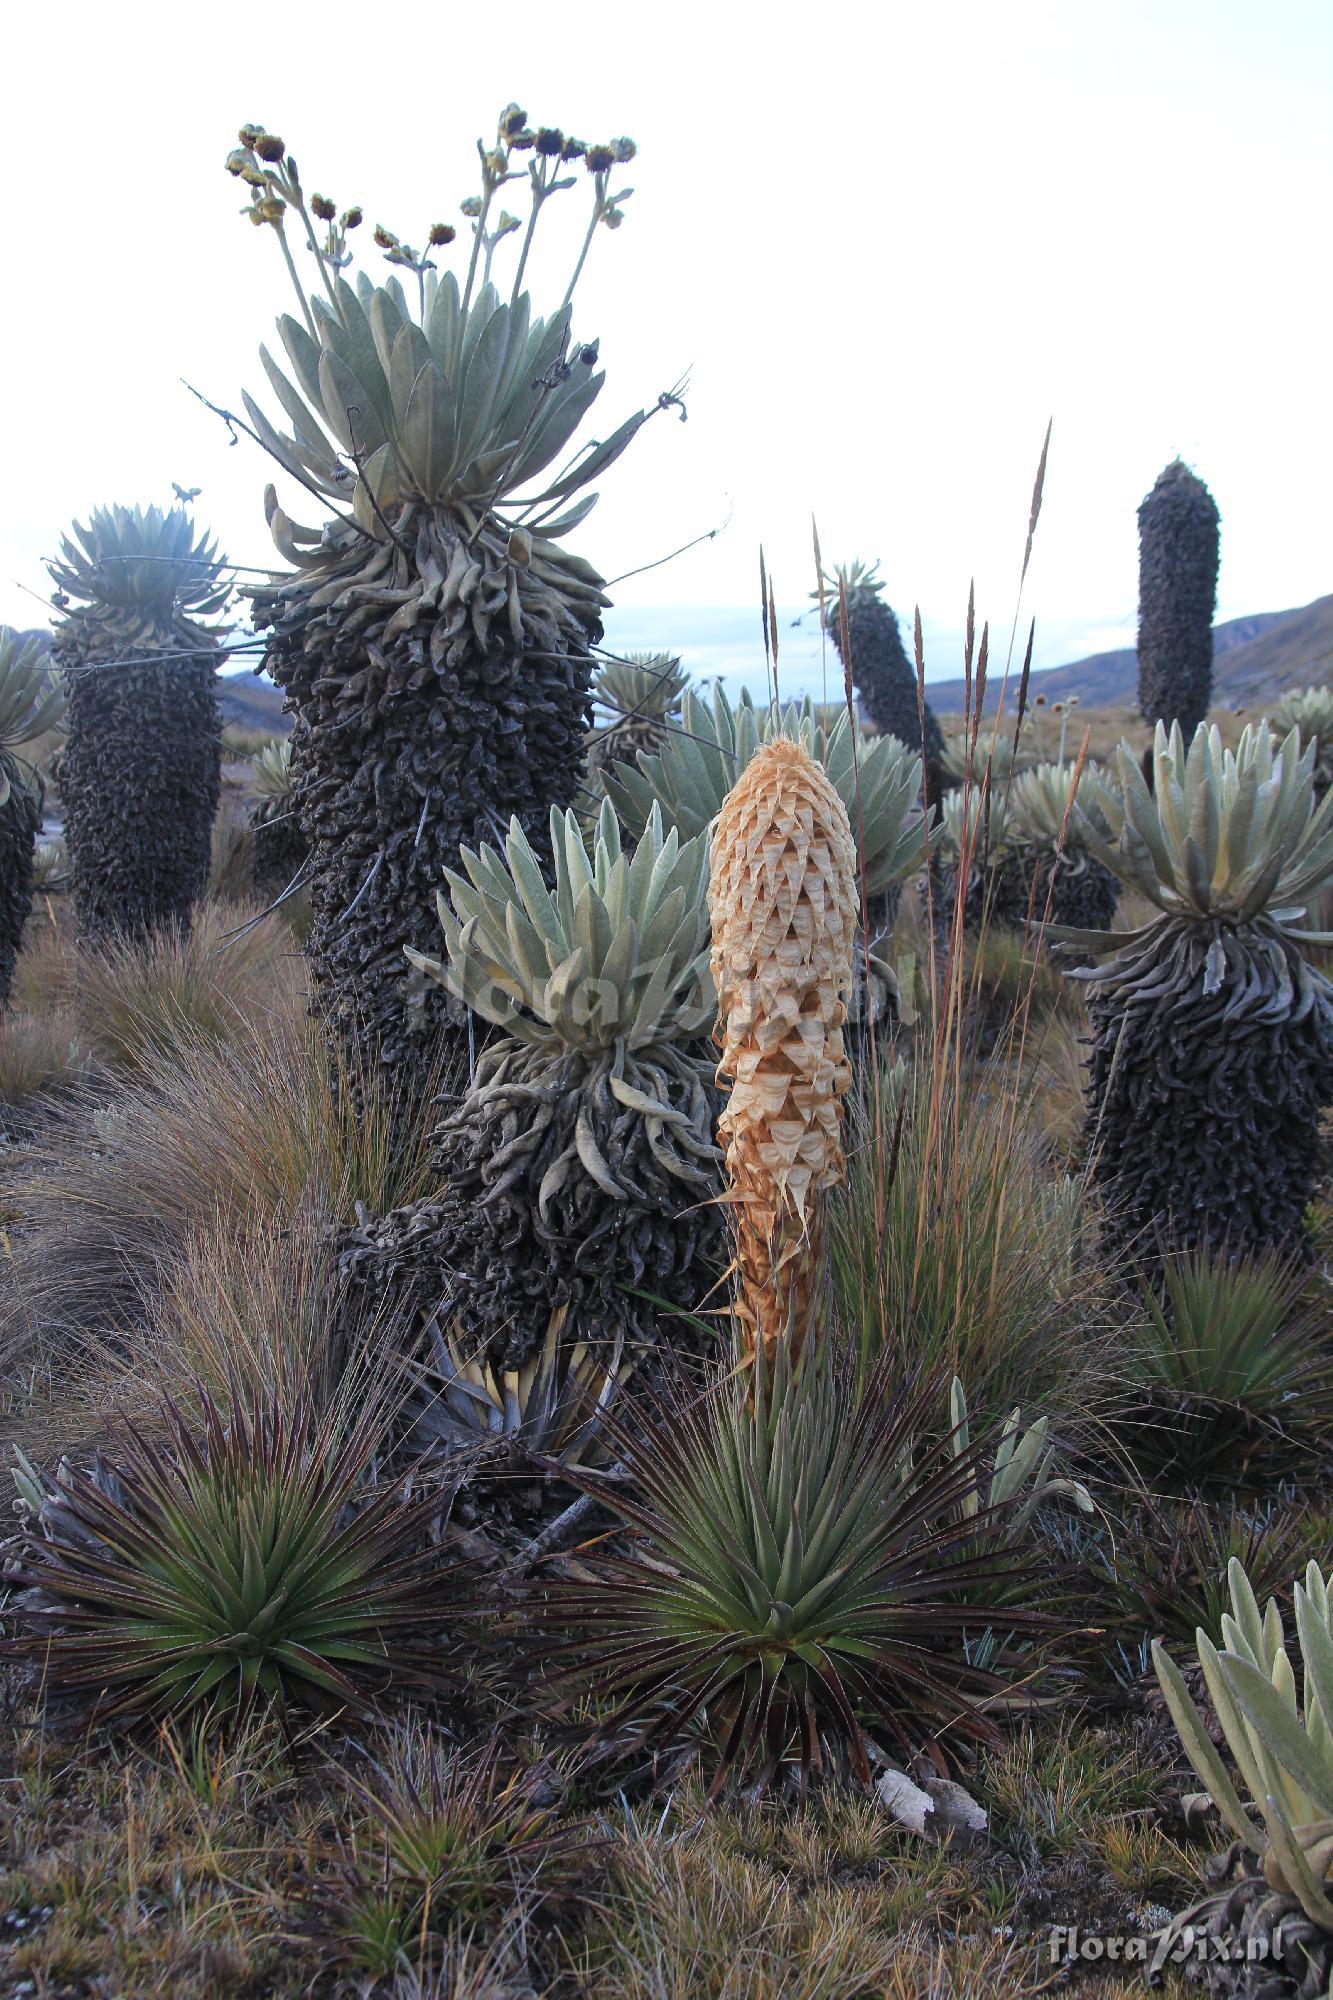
left=0, top=1698, right=1208, bottom=1997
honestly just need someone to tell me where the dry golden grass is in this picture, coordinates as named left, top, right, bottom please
left=52, top=1206, right=409, bottom=1447
left=937, top=696, right=1255, bottom=772
left=831, top=1051, right=1113, bottom=1430
left=983, top=1723, right=1175, bottom=1873
left=222, top=721, right=283, bottom=759
left=207, top=794, right=255, bottom=903
left=67, top=900, right=304, bottom=1078
left=0, top=1712, right=1202, bottom=2000
left=10, top=908, right=76, bottom=1015
left=0, top=1007, right=85, bottom=1117
left=8, top=889, right=302, bottom=1076
left=569, top=1781, right=1194, bottom=1999
left=1024, top=1013, right=1089, bottom=1161
left=957, top=922, right=1083, bottom=1043
left=573, top=1819, right=955, bottom=1999
left=0, top=1005, right=436, bottom=1392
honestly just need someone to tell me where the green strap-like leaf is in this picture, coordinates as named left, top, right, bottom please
left=1152, top=1640, right=1263, bottom=1852
left=1223, top=1654, right=1333, bottom=1818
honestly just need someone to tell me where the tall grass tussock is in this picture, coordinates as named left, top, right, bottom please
left=0, top=1005, right=436, bottom=1381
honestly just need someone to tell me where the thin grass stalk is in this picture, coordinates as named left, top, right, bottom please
left=1000, top=727, right=1093, bottom=1118
left=837, top=575, right=880, bottom=1084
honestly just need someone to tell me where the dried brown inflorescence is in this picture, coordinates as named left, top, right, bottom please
left=708, top=737, right=858, bottom=1363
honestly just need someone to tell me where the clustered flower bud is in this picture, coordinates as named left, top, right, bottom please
left=226, top=104, right=637, bottom=336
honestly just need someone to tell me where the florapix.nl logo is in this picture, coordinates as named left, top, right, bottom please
left=1049, top=1923, right=1285, bottom=1973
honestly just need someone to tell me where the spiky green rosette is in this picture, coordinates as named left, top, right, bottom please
left=606, top=681, right=926, bottom=921
left=814, top=561, right=944, bottom=801
left=587, top=652, right=688, bottom=780
left=48, top=506, right=225, bottom=940
left=344, top=801, right=721, bottom=1370
left=231, top=115, right=655, bottom=1083
left=1275, top=685, right=1333, bottom=803
left=9, top=1391, right=459, bottom=1723
left=549, top=1345, right=1054, bottom=1793
left=1007, top=762, right=1119, bottom=932
left=1062, top=722, right=1333, bottom=1261
left=1137, top=459, right=1220, bottom=741
left=937, top=784, right=1022, bottom=931
left=0, top=632, right=63, bottom=1003
left=247, top=734, right=307, bottom=899
left=940, top=727, right=1026, bottom=788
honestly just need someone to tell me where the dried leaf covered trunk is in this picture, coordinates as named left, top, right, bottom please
left=338, top=1043, right=724, bottom=1374
left=0, top=773, right=42, bottom=1006
left=1084, top=922, right=1333, bottom=1262
left=249, top=799, right=307, bottom=904
left=1137, top=458, right=1219, bottom=742
left=251, top=511, right=598, bottom=1088
left=55, top=627, right=221, bottom=942
left=709, top=738, right=858, bottom=1362
left=833, top=593, right=944, bottom=803
left=942, top=847, right=1118, bottom=936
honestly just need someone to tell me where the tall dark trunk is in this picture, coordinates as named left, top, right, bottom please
left=1082, top=922, right=1333, bottom=1263
left=835, top=597, right=945, bottom=804
left=0, top=767, right=42, bottom=1005
left=1137, top=459, right=1220, bottom=741
left=251, top=510, right=598, bottom=1088
left=54, top=621, right=220, bottom=942
left=248, top=797, right=308, bottom=905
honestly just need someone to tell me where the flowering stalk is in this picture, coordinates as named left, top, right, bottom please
left=226, top=107, right=634, bottom=348
left=708, top=737, right=859, bottom=1364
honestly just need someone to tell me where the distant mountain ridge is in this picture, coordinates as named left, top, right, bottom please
left=924, top=593, right=1333, bottom=716
left=10, top=592, right=1333, bottom=733
left=217, top=670, right=289, bottom=736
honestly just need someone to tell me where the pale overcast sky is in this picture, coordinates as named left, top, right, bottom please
left=4, top=0, right=1329, bottom=696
